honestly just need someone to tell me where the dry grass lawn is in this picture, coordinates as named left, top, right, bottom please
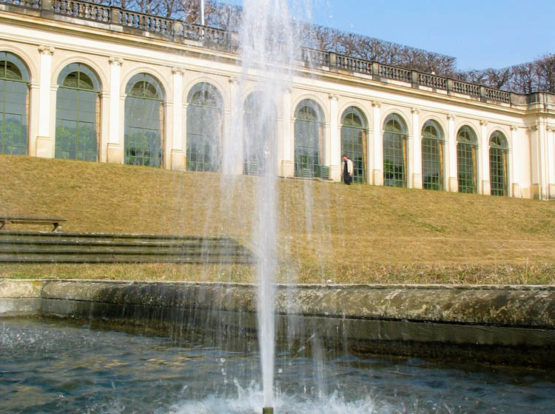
left=1, top=154, right=553, bottom=284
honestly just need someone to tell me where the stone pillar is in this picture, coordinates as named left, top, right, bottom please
left=222, top=77, right=242, bottom=175
left=479, top=120, right=490, bottom=195
left=28, top=81, right=40, bottom=157
left=107, top=56, right=123, bottom=164
left=371, top=101, right=383, bottom=186
left=99, top=90, right=111, bottom=164
left=170, top=67, right=185, bottom=171
left=529, top=122, right=549, bottom=200
left=366, top=121, right=373, bottom=185
left=36, top=45, right=54, bottom=159
left=328, top=94, right=340, bottom=181
left=279, top=89, right=294, bottom=177
left=41, top=0, right=53, bottom=17
left=447, top=114, right=457, bottom=192
left=509, top=126, right=520, bottom=198
left=529, top=124, right=541, bottom=199
left=410, top=108, right=422, bottom=189
left=548, top=126, right=555, bottom=199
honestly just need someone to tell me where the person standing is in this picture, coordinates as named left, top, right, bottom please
left=342, top=154, right=354, bottom=185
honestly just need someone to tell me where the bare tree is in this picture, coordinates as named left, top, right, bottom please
left=458, top=55, right=554, bottom=94
left=534, top=54, right=555, bottom=93
left=89, top=1, right=553, bottom=93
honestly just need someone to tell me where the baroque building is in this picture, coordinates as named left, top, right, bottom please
left=0, top=0, right=553, bottom=199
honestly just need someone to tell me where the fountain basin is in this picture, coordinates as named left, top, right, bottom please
left=1, top=279, right=553, bottom=366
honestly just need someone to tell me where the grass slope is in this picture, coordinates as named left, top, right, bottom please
left=1, top=155, right=553, bottom=284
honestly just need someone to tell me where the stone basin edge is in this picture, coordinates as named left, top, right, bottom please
left=1, top=279, right=553, bottom=328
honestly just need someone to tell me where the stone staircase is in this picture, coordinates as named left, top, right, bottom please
left=0, top=231, right=255, bottom=264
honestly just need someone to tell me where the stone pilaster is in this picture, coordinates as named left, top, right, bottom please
left=107, top=56, right=123, bottom=164
left=528, top=122, right=551, bottom=200
left=171, top=67, right=185, bottom=171
left=328, top=94, right=340, bottom=181
left=36, top=45, right=55, bottom=159
left=222, top=77, right=242, bottom=175
left=446, top=114, right=458, bottom=192
left=547, top=126, right=555, bottom=199
left=410, top=108, right=422, bottom=189
left=479, top=120, right=490, bottom=195
left=509, top=125, right=519, bottom=198
left=371, top=101, right=383, bottom=186
left=279, top=88, right=294, bottom=177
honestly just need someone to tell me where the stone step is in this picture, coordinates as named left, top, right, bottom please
left=0, top=246, right=250, bottom=256
left=0, top=254, right=253, bottom=264
left=0, top=241, right=245, bottom=253
left=0, top=237, right=240, bottom=248
left=0, top=231, right=237, bottom=245
left=0, top=231, right=255, bottom=264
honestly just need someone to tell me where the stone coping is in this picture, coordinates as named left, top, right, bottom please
left=1, top=279, right=553, bottom=328
left=2, top=279, right=553, bottom=365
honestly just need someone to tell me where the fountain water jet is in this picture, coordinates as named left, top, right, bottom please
left=222, top=0, right=306, bottom=411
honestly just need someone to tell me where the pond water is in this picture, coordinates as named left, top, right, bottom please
left=1, top=318, right=553, bottom=414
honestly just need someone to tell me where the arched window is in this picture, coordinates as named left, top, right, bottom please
left=186, top=82, right=223, bottom=172
left=421, top=120, right=444, bottom=191
left=243, top=91, right=276, bottom=175
left=383, top=113, right=407, bottom=187
left=341, top=107, right=367, bottom=183
left=490, top=131, right=509, bottom=196
left=294, top=99, right=325, bottom=178
left=0, top=52, right=29, bottom=155
left=55, top=63, right=100, bottom=161
left=124, top=73, right=164, bottom=167
left=457, top=126, right=478, bottom=193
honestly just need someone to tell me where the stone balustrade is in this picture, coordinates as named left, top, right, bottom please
left=0, top=0, right=549, bottom=105
left=378, top=63, right=412, bottom=83
left=452, top=80, right=481, bottom=97
left=52, top=0, right=109, bottom=23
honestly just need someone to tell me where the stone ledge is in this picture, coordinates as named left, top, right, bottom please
left=1, top=280, right=552, bottom=327
left=1, top=279, right=553, bottom=366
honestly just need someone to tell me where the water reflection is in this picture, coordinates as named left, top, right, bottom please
left=1, top=318, right=552, bottom=413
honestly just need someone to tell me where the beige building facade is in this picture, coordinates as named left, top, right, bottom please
left=0, top=1, right=553, bottom=199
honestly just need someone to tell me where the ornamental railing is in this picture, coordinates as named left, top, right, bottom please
left=418, top=72, right=448, bottom=90
left=336, top=54, right=373, bottom=74
left=377, top=64, right=412, bottom=83
left=484, top=87, right=511, bottom=104
left=0, top=0, right=39, bottom=8
left=53, top=0, right=109, bottom=23
left=0, top=0, right=546, bottom=105
left=302, top=48, right=330, bottom=67
left=119, top=7, right=172, bottom=35
left=451, top=80, right=481, bottom=97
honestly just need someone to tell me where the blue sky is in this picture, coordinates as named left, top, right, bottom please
left=222, top=0, right=554, bottom=71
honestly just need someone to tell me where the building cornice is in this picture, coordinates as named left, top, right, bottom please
left=0, top=8, right=552, bottom=121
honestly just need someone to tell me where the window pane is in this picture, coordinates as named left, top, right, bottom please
left=421, top=122, right=443, bottom=191
left=243, top=93, right=276, bottom=176
left=457, top=143, right=476, bottom=193
left=383, top=130, right=406, bottom=188
left=125, top=95, right=162, bottom=167
left=490, top=147, right=507, bottom=196
left=56, top=87, right=98, bottom=161
left=186, top=85, right=222, bottom=172
left=0, top=79, right=27, bottom=155
left=295, top=117, right=321, bottom=178
left=422, top=138, right=443, bottom=190
left=341, top=125, right=365, bottom=183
